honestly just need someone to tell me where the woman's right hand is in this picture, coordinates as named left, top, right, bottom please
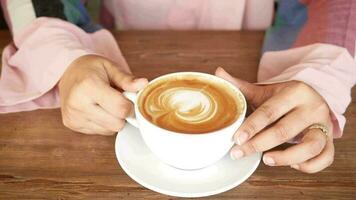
left=58, top=55, right=148, bottom=135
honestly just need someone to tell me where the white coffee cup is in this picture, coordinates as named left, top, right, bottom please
left=123, top=72, right=247, bottom=170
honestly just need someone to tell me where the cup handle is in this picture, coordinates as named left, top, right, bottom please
left=123, top=91, right=139, bottom=128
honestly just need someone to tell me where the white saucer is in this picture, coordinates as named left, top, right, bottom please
left=115, top=124, right=261, bottom=198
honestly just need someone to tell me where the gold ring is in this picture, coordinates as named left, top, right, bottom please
left=308, top=123, right=329, bottom=138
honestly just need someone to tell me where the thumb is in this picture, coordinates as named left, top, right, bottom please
left=106, top=62, right=148, bottom=92
left=215, top=67, right=264, bottom=107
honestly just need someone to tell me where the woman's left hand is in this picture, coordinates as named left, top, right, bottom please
left=215, top=67, right=335, bottom=173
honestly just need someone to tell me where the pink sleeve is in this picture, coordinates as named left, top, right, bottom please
left=258, top=43, right=356, bottom=138
left=258, top=0, right=356, bottom=138
left=0, top=17, right=130, bottom=113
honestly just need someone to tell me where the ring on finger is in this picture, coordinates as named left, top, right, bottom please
left=308, top=123, right=329, bottom=139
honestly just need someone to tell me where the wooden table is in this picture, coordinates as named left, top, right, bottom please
left=0, top=31, right=355, bottom=199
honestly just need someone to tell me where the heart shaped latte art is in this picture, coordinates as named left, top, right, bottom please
left=150, top=87, right=217, bottom=124
left=139, top=76, right=242, bottom=134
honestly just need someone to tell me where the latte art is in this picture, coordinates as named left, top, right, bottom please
left=139, top=75, right=242, bottom=134
left=150, top=87, right=217, bottom=124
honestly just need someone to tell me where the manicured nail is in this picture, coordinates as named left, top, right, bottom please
left=135, top=78, right=148, bottom=84
left=230, top=149, right=244, bottom=160
left=263, top=156, right=275, bottom=166
left=236, top=132, right=248, bottom=145
left=291, top=164, right=300, bottom=170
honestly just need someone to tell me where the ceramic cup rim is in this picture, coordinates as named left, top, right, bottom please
left=134, top=71, right=247, bottom=137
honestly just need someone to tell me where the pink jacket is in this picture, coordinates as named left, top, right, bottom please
left=1, top=0, right=355, bottom=138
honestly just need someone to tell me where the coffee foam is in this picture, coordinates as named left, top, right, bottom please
left=138, top=74, right=243, bottom=134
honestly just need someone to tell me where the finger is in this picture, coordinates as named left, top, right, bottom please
left=215, top=67, right=264, bottom=106
left=105, top=62, right=148, bottom=92
left=291, top=133, right=334, bottom=173
left=90, top=80, right=134, bottom=119
left=231, top=108, right=312, bottom=159
left=234, top=87, right=300, bottom=145
left=84, top=104, right=126, bottom=132
left=79, top=121, right=116, bottom=135
left=262, top=128, right=327, bottom=166
left=63, top=109, right=116, bottom=135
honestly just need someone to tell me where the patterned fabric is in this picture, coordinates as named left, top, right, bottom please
left=263, top=0, right=308, bottom=53
left=264, top=0, right=356, bottom=55
left=60, top=0, right=101, bottom=32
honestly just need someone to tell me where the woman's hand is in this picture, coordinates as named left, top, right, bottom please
left=59, top=55, right=148, bottom=135
left=215, top=67, right=335, bottom=173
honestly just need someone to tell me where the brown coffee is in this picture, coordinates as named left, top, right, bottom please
left=138, top=74, right=244, bottom=134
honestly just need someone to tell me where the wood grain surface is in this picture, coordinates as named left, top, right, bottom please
left=0, top=30, right=355, bottom=199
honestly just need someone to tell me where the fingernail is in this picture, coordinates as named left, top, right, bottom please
left=291, top=164, right=300, bottom=170
left=236, top=132, right=248, bottom=145
left=220, top=67, right=227, bottom=73
left=135, top=78, right=148, bottom=84
left=263, top=156, right=275, bottom=166
left=230, top=149, right=244, bottom=160
left=134, top=79, right=148, bottom=89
